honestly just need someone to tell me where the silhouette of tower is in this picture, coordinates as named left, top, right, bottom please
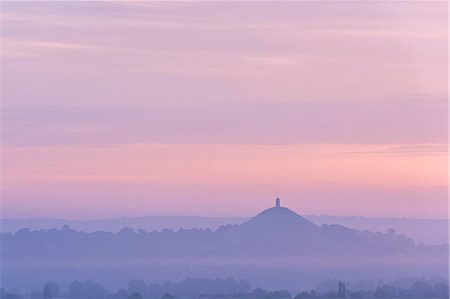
left=275, top=198, right=280, bottom=208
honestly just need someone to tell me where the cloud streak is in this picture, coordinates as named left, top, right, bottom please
left=1, top=1, right=447, bottom=219
left=3, top=99, right=447, bottom=146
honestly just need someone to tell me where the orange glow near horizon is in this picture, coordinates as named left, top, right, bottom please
left=2, top=143, right=447, bottom=219
left=1, top=1, right=447, bottom=220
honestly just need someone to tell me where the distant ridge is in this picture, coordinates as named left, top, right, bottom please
left=2, top=199, right=448, bottom=291
left=1, top=202, right=448, bottom=245
left=3, top=198, right=441, bottom=257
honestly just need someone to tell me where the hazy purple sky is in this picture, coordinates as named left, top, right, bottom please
left=1, top=1, right=448, bottom=219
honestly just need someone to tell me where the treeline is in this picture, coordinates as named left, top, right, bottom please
left=199, top=281, right=449, bottom=299
left=0, top=278, right=250, bottom=299
left=1, top=279, right=448, bottom=299
left=3, top=222, right=433, bottom=259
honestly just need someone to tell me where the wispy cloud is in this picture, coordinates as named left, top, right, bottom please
left=3, top=38, right=103, bottom=58
left=1, top=1, right=447, bottom=219
left=347, top=144, right=449, bottom=156
left=2, top=99, right=447, bottom=147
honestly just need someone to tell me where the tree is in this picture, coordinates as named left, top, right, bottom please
left=43, top=282, right=59, bottom=299
left=128, top=280, right=147, bottom=296
left=387, top=228, right=396, bottom=236
left=160, top=293, right=174, bottom=299
left=433, top=283, right=449, bottom=297
left=43, top=284, right=52, bottom=299
left=267, top=290, right=291, bottom=299
left=293, top=291, right=311, bottom=299
left=68, top=280, right=107, bottom=298
left=128, top=292, right=143, bottom=299
left=409, top=281, right=433, bottom=297
left=338, top=282, right=346, bottom=298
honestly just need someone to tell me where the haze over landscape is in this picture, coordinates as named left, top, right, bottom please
left=2, top=200, right=448, bottom=291
left=0, top=1, right=448, bottom=299
left=2, top=213, right=448, bottom=246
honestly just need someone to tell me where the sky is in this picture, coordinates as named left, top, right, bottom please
left=1, top=1, right=448, bottom=219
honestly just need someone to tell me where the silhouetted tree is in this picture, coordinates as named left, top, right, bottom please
left=293, top=291, right=311, bottom=299
left=409, top=281, right=433, bottom=297
left=161, top=293, right=174, bottom=299
left=374, top=285, right=399, bottom=298
left=0, top=289, right=22, bottom=299
left=433, top=283, right=449, bottom=297
left=350, top=291, right=364, bottom=298
left=111, top=289, right=129, bottom=299
left=266, top=290, right=291, bottom=299
left=252, top=289, right=267, bottom=298
left=42, top=282, right=59, bottom=299
left=148, top=283, right=164, bottom=298
left=68, top=280, right=107, bottom=298
left=129, top=280, right=147, bottom=296
left=338, top=282, right=346, bottom=298
left=128, top=292, right=143, bottom=299
left=43, top=284, right=52, bottom=299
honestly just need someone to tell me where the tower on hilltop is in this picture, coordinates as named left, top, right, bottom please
left=275, top=198, right=280, bottom=208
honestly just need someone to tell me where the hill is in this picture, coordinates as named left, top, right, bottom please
left=2, top=214, right=447, bottom=246
left=1, top=200, right=448, bottom=291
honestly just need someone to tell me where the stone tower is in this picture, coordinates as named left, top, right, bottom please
left=275, top=198, right=280, bottom=208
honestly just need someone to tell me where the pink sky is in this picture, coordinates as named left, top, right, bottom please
left=1, top=1, right=448, bottom=219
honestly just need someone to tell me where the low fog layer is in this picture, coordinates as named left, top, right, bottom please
left=2, top=204, right=447, bottom=292
left=2, top=277, right=449, bottom=299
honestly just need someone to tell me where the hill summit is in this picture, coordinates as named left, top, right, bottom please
left=239, top=198, right=318, bottom=234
